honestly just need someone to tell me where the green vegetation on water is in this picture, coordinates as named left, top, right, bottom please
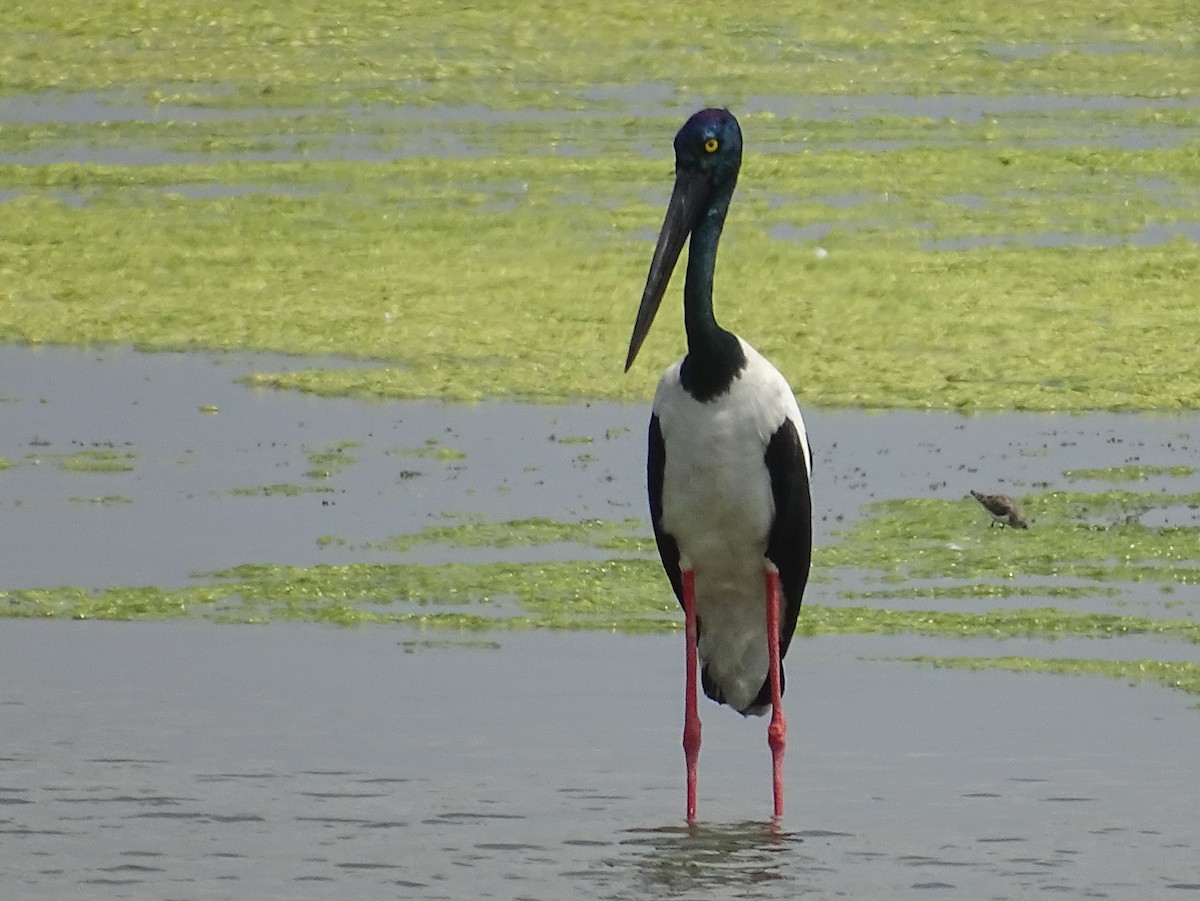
left=2, top=151, right=1197, bottom=410
left=0, top=1, right=1196, bottom=105
left=902, top=656, right=1200, bottom=703
left=0, top=2, right=1198, bottom=410
left=1, top=2, right=1198, bottom=705
left=54, top=449, right=137, bottom=473
left=2, top=483, right=1198, bottom=701
left=823, top=490, right=1200, bottom=587
left=389, top=441, right=467, bottom=461
left=304, top=440, right=363, bottom=479
left=4, top=559, right=1197, bottom=644
left=4, top=492, right=1197, bottom=636
left=370, top=516, right=652, bottom=553
left=1064, top=464, right=1196, bottom=482
left=842, top=584, right=1122, bottom=602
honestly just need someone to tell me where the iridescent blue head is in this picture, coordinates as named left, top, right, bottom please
left=672, top=108, right=743, bottom=187
left=625, top=109, right=744, bottom=372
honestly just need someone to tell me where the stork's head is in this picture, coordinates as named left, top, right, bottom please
left=625, top=109, right=743, bottom=372
left=672, top=107, right=743, bottom=188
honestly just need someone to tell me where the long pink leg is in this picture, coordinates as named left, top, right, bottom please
left=765, top=569, right=786, bottom=819
left=681, top=569, right=701, bottom=822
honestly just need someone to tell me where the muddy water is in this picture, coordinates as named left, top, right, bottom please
left=1, top=623, right=1198, bottom=899
left=2, top=346, right=1200, bottom=897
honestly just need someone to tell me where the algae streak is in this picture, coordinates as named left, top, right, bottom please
left=903, top=656, right=1200, bottom=703
left=1, top=2, right=1195, bottom=105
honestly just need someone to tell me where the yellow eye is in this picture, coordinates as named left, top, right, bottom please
left=704, top=138, right=719, bottom=153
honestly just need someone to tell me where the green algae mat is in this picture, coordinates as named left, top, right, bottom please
left=1, top=0, right=1198, bottom=410
left=4, top=493, right=1199, bottom=703
left=2, top=3, right=1199, bottom=704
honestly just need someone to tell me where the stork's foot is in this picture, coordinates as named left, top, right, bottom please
left=768, top=706, right=786, bottom=819
left=684, top=715, right=700, bottom=822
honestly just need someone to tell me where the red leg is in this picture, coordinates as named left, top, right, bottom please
left=765, top=569, right=786, bottom=819
left=681, top=569, right=701, bottom=822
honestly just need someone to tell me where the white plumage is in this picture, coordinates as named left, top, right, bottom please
left=653, top=339, right=810, bottom=713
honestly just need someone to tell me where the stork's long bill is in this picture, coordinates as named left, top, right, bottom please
left=623, top=168, right=712, bottom=372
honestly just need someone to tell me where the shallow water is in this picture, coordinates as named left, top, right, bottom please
left=3, top=347, right=1198, bottom=697
left=1, top=622, right=1198, bottom=899
left=2, top=87, right=1198, bottom=169
left=4, top=345, right=1200, bottom=606
left=2, top=346, right=1200, bottom=897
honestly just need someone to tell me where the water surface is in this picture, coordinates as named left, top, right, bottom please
left=1, top=347, right=1199, bottom=897
left=1, top=622, right=1198, bottom=899
left=4, top=345, right=1199, bottom=592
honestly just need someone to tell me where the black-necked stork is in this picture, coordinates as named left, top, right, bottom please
left=624, top=108, right=813, bottom=821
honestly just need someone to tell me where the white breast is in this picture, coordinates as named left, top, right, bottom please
left=653, top=338, right=808, bottom=713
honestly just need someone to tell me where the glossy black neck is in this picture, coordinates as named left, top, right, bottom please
left=680, top=190, right=745, bottom=403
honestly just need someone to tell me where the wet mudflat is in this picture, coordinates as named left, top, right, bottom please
left=1, top=347, right=1199, bottom=898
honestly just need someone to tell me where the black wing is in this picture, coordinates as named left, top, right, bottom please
left=749, top=417, right=813, bottom=709
left=647, top=413, right=684, bottom=605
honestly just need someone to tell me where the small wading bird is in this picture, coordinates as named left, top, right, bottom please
left=624, top=109, right=813, bottom=821
left=970, top=490, right=1029, bottom=529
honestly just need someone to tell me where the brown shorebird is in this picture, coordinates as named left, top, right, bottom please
left=970, top=490, right=1029, bottom=529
